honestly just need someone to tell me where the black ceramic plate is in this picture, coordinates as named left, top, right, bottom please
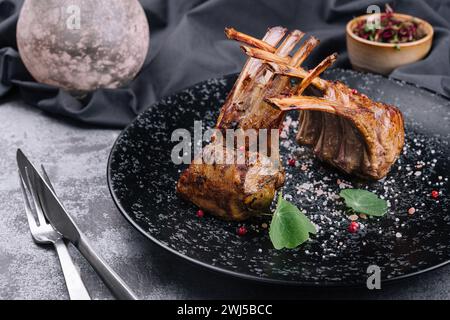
left=108, top=69, right=450, bottom=286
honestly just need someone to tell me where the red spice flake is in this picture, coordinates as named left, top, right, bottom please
left=237, top=226, right=247, bottom=236
left=288, top=158, right=296, bottom=167
left=348, top=221, right=359, bottom=233
left=431, top=190, right=439, bottom=199
left=196, top=209, right=204, bottom=218
left=351, top=88, right=358, bottom=95
left=408, top=207, right=416, bottom=215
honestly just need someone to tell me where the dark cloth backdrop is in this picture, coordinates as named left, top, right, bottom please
left=1, top=0, right=449, bottom=127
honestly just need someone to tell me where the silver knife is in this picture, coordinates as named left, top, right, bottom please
left=17, top=149, right=138, bottom=300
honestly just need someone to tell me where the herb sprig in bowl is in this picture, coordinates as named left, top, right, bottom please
left=352, top=4, right=427, bottom=45
left=346, top=4, right=434, bottom=75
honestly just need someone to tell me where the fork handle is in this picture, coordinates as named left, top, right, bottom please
left=54, top=239, right=91, bottom=300
left=77, top=235, right=138, bottom=300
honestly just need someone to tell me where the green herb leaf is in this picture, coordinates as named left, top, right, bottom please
left=394, top=43, right=401, bottom=51
left=339, top=189, right=388, bottom=216
left=269, top=193, right=316, bottom=250
left=364, top=23, right=376, bottom=33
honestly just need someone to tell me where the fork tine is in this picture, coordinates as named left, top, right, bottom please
left=24, top=166, right=47, bottom=227
left=18, top=171, right=39, bottom=235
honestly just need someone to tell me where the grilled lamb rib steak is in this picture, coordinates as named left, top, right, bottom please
left=268, top=79, right=405, bottom=180
left=177, top=143, right=285, bottom=220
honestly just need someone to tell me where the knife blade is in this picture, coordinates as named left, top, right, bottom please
left=16, top=149, right=138, bottom=300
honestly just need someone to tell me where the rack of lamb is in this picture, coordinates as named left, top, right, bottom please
left=177, top=26, right=405, bottom=221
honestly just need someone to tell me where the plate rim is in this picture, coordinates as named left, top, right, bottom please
left=107, top=70, right=450, bottom=287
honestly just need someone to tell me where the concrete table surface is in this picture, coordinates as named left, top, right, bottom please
left=0, top=97, right=449, bottom=300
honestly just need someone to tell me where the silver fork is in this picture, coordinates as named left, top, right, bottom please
left=19, top=167, right=91, bottom=300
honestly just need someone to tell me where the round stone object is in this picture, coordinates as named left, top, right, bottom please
left=16, top=0, right=150, bottom=93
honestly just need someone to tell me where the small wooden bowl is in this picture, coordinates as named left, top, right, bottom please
left=346, top=13, right=433, bottom=75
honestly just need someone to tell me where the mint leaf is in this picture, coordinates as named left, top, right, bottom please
left=269, top=193, right=316, bottom=250
left=339, top=189, right=387, bottom=216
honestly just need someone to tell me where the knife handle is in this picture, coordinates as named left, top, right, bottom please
left=54, top=238, right=91, bottom=300
left=77, top=234, right=138, bottom=300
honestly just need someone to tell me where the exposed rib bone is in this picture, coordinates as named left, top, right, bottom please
left=267, top=63, right=327, bottom=91
left=241, top=46, right=291, bottom=67
left=241, top=30, right=306, bottom=68
left=240, top=41, right=330, bottom=92
left=296, top=53, right=337, bottom=95
left=275, top=30, right=305, bottom=57
left=236, top=31, right=307, bottom=131
left=229, top=27, right=287, bottom=107
left=267, top=96, right=341, bottom=113
left=245, top=27, right=287, bottom=78
left=225, top=27, right=278, bottom=53
left=259, top=30, right=305, bottom=84
left=291, top=36, right=319, bottom=67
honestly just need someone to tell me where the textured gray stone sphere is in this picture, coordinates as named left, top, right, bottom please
left=17, top=0, right=150, bottom=93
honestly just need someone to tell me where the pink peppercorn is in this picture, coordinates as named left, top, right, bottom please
left=237, top=226, right=247, bottom=236
left=348, top=221, right=359, bottom=233
left=196, top=210, right=204, bottom=218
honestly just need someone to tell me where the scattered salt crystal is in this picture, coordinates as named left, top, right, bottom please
left=315, top=189, right=324, bottom=197
left=395, top=232, right=402, bottom=238
left=349, top=214, right=359, bottom=221
left=414, top=171, right=422, bottom=177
